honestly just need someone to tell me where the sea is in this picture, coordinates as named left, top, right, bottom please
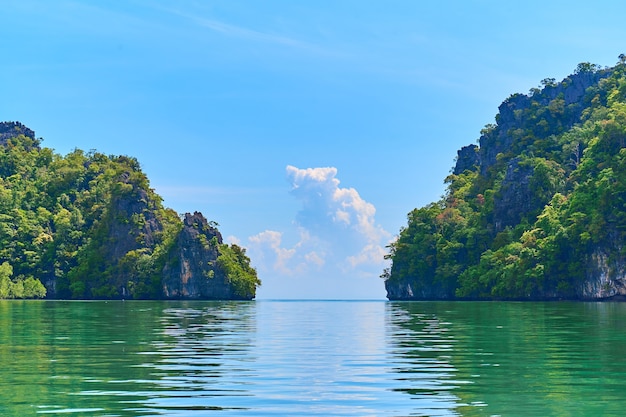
left=2, top=300, right=626, bottom=416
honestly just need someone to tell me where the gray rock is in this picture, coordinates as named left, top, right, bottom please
left=162, top=212, right=247, bottom=299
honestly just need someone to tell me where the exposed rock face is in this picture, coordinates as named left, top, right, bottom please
left=385, top=281, right=414, bottom=300
left=386, top=63, right=623, bottom=302
left=162, top=212, right=245, bottom=299
left=385, top=279, right=454, bottom=300
left=492, top=158, right=549, bottom=232
left=0, top=122, right=260, bottom=300
left=453, top=144, right=480, bottom=175
left=578, top=252, right=626, bottom=298
left=479, top=93, right=529, bottom=175
left=478, top=69, right=611, bottom=175
left=493, top=158, right=533, bottom=231
left=0, top=121, right=36, bottom=145
left=107, top=172, right=163, bottom=262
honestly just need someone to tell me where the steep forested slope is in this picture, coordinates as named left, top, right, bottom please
left=385, top=58, right=626, bottom=300
left=0, top=122, right=260, bottom=299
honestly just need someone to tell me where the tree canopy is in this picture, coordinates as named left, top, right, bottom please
left=385, top=57, right=626, bottom=300
left=0, top=123, right=259, bottom=299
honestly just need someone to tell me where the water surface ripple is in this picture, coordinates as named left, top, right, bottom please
left=1, top=300, right=626, bottom=416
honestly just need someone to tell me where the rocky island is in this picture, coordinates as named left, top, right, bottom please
left=0, top=122, right=259, bottom=300
left=385, top=57, right=626, bottom=301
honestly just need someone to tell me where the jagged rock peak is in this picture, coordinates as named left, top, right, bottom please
left=453, top=144, right=480, bottom=175
left=183, top=211, right=223, bottom=244
left=476, top=66, right=613, bottom=175
left=0, top=121, right=36, bottom=143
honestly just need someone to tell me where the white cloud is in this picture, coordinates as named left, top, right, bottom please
left=248, top=230, right=297, bottom=275
left=286, top=165, right=390, bottom=251
left=304, top=251, right=325, bottom=267
left=225, top=235, right=240, bottom=245
left=287, top=165, right=339, bottom=186
left=346, top=243, right=389, bottom=269
left=248, top=165, right=390, bottom=287
left=334, top=209, right=350, bottom=225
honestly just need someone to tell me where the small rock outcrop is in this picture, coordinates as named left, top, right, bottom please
left=453, top=144, right=480, bottom=175
left=0, top=121, right=37, bottom=146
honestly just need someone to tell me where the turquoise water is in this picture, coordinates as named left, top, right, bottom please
left=1, top=300, right=626, bottom=416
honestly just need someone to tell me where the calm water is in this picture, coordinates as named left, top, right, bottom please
left=1, top=301, right=626, bottom=416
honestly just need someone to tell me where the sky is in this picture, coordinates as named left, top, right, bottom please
left=3, top=1, right=626, bottom=299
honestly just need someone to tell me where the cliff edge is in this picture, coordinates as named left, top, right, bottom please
left=0, top=122, right=259, bottom=300
left=385, top=58, right=626, bottom=301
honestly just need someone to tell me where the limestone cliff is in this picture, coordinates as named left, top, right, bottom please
left=0, top=123, right=260, bottom=300
left=474, top=67, right=611, bottom=175
left=385, top=278, right=453, bottom=301
left=577, top=228, right=626, bottom=299
left=492, top=157, right=565, bottom=232
left=453, top=144, right=479, bottom=175
left=386, top=59, right=626, bottom=301
left=162, top=212, right=251, bottom=300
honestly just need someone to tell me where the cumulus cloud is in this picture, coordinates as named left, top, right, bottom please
left=286, top=165, right=389, bottom=254
left=248, top=230, right=297, bottom=275
left=247, top=228, right=326, bottom=276
left=346, top=243, right=389, bottom=270
left=247, top=165, right=390, bottom=284
left=225, top=235, right=241, bottom=245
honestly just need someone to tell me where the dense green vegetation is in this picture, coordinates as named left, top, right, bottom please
left=217, top=243, right=262, bottom=298
left=0, top=261, right=45, bottom=298
left=0, top=123, right=259, bottom=299
left=385, top=57, right=626, bottom=300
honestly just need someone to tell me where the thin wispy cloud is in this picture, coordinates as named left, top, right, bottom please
left=159, top=7, right=333, bottom=56
left=191, top=16, right=306, bottom=48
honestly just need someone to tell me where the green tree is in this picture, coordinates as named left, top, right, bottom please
left=386, top=60, right=626, bottom=300
left=217, top=244, right=261, bottom=299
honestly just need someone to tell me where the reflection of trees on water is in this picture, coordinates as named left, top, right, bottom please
left=385, top=302, right=467, bottom=417
left=0, top=301, right=258, bottom=416
left=6, top=301, right=626, bottom=416
left=387, top=302, right=626, bottom=417
left=140, top=301, right=258, bottom=413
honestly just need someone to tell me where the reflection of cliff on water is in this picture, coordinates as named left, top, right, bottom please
left=385, top=301, right=471, bottom=417
left=386, top=301, right=626, bottom=417
left=0, top=301, right=258, bottom=416
left=139, top=301, right=258, bottom=412
left=0, top=301, right=180, bottom=415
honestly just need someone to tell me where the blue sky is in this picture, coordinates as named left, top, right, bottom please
left=3, top=1, right=626, bottom=299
